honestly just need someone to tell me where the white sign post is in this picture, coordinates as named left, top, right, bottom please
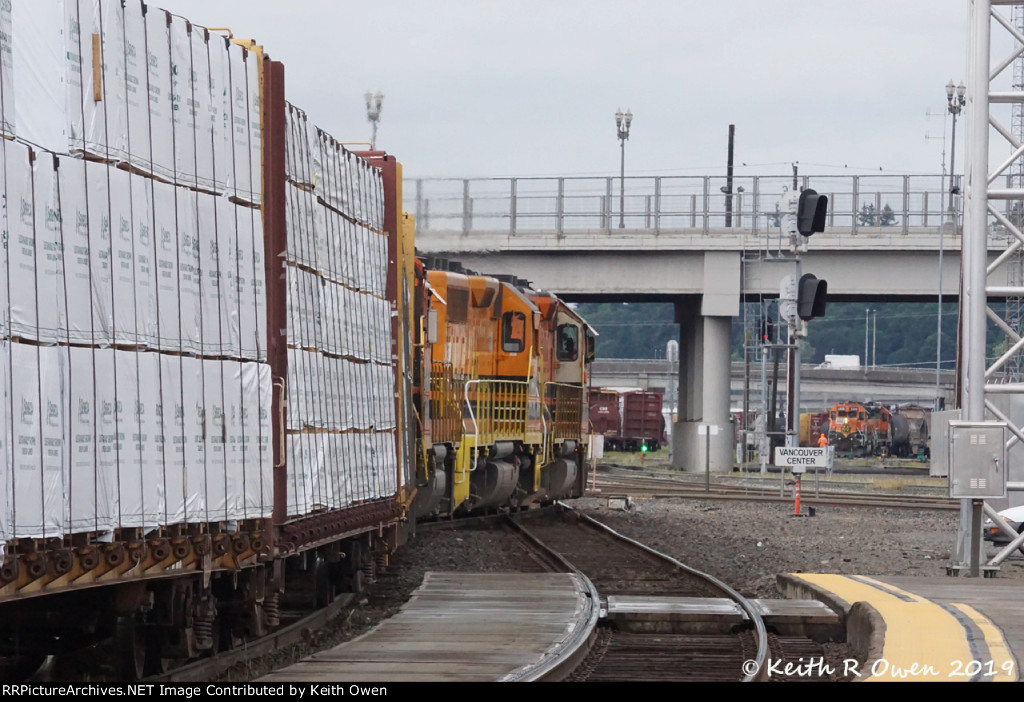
left=773, top=446, right=833, bottom=473
left=698, top=424, right=719, bottom=493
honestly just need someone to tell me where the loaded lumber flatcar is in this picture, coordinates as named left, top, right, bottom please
left=0, top=1, right=593, bottom=679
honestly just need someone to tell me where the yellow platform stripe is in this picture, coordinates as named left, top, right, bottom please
left=949, top=602, right=1017, bottom=682
left=791, top=574, right=973, bottom=682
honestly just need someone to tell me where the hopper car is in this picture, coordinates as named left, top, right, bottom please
left=0, top=1, right=594, bottom=679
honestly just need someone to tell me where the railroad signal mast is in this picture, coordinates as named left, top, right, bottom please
left=778, top=188, right=828, bottom=450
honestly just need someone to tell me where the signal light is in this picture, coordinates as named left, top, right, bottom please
left=797, top=274, right=827, bottom=321
left=797, top=189, right=828, bottom=236
left=640, top=443, right=649, bottom=453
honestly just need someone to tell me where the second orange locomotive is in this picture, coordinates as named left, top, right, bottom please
left=412, top=260, right=593, bottom=518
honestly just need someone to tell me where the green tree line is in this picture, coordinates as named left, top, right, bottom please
left=577, top=301, right=967, bottom=369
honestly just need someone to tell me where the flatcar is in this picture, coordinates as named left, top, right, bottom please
left=0, top=1, right=594, bottom=679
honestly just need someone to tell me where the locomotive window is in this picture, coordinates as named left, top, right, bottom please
left=556, top=324, right=579, bottom=362
left=502, top=311, right=526, bottom=353
left=859, top=412, right=866, bottom=420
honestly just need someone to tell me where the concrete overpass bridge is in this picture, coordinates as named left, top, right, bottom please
left=407, top=173, right=1018, bottom=473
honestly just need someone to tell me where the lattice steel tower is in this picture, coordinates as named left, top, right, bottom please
left=1007, top=4, right=1024, bottom=381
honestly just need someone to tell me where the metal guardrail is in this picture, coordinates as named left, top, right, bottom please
left=404, top=174, right=965, bottom=236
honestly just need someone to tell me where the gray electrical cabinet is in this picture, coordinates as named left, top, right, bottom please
left=948, top=421, right=1007, bottom=499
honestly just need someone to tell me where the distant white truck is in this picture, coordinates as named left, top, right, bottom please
left=819, top=354, right=860, bottom=369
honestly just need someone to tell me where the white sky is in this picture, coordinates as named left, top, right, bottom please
left=152, top=1, right=974, bottom=180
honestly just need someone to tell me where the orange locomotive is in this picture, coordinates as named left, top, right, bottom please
left=827, top=402, right=895, bottom=457
left=411, top=263, right=593, bottom=518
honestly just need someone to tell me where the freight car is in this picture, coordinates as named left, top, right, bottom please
left=893, top=404, right=930, bottom=458
left=799, top=411, right=830, bottom=447
left=0, top=1, right=593, bottom=680
left=589, top=389, right=666, bottom=452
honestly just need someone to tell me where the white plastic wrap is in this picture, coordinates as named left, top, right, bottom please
left=131, top=173, right=157, bottom=347
left=321, top=433, right=342, bottom=508
left=286, top=182, right=314, bottom=268
left=377, top=431, right=397, bottom=494
left=196, top=193, right=223, bottom=355
left=145, top=4, right=174, bottom=182
left=177, top=190, right=202, bottom=353
left=10, top=343, right=41, bottom=537
left=191, top=28, right=215, bottom=192
left=216, top=196, right=241, bottom=358
left=123, top=0, right=149, bottom=170
left=225, top=360, right=244, bottom=518
left=8, top=141, right=35, bottom=338
left=239, top=361, right=271, bottom=517
left=135, top=351, right=163, bottom=528
left=203, top=359, right=229, bottom=521
left=152, top=177, right=179, bottom=350
left=284, top=104, right=307, bottom=185
left=85, top=159, right=114, bottom=344
left=94, top=346, right=121, bottom=531
left=109, top=166, right=137, bottom=345
left=307, top=352, right=325, bottom=429
left=246, top=48, right=261, bottom=205
left=39, top=346, right=67, bottom=538
left=33, top=153, right=66, bottom=343
left=114, top=348, right=147, bottom=528
left=160, top=353, right=185, bottom=524
left=318, top=282, right=337, bottom=356
left=248, top=208, right=267, bottom=361
left=0, top=341, right=9, bottom=540
left=286, top=348, right=305, bottom=432
left=228, top=43, right=250, bottom=203
left=67, top=347, right=101, bottom=532
left=181, top=355, right=205, bottom=522
left=286, top=433, right=312, bottom=517
left=97, top=0, right=127, bottom=161
left=208, top=33, right=232, bottom=195
left=0, top=0, right=14, bottom=137
left=170, top=15, right=196, bottom=187
left=59, top=158, right=93, bottom=344
left=12, top=0, right=64, bottom=153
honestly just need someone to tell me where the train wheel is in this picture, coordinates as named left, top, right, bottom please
left=313, top=557, right=333, bottom=609
left=114, top=616, right=146, bottom=681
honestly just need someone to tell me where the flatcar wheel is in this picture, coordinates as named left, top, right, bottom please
left=114, top=616, right=146, bottom=681
left=143, top=632, right=171, bottom=676
left=313, top=558, right=332, bottom=609
left=348, top=568, right=366, bottom=594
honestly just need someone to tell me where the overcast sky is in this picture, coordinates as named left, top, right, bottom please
left=151, top=1, right=975, bottom=180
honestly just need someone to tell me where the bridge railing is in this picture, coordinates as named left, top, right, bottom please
left=403, top=174, right=958, bottom=236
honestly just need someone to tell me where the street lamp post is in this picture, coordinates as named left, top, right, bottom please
left=946, top=81, right=966, bottom=203
left=365, top=91, right=384, bottom=149
left=615, top=108, right=633, bottom=229
left=937, top=80, right=965, bottom=409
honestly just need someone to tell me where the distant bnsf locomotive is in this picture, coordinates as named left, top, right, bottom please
left=826, top=402, right=929, bottom=458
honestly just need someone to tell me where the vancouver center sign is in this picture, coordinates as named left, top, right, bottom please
left=773, top=446, right=834, bottom=472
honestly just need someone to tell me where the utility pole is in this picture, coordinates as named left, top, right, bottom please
left=725, top=124, right=735, bottom=227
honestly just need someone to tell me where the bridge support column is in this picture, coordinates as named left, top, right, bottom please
left=673, top=309, right=734, bottom=473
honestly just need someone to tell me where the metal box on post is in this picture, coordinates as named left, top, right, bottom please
left=948, top=420, right=1007, bottom=499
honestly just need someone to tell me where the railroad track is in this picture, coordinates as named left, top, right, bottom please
left=507, top=504, right=771, bottom=682
left=590, top=466, right=957, bottom=511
